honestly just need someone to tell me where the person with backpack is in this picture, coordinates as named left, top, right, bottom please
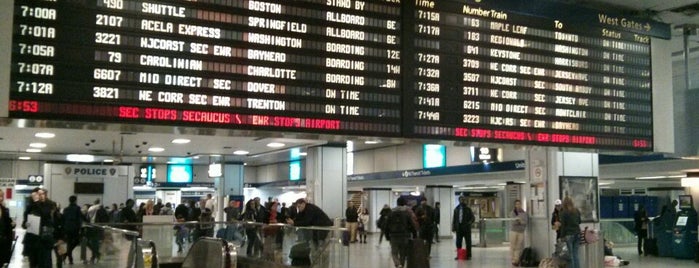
left=386, top=196, right=419, bottom=268
left=413, top=196, right=435, bottom=256
left=510, top=199, right=528, bottom=266
left=452, top=195, right=475, bottom=260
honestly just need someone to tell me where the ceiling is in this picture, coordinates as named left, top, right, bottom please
left=2, top=0, right=699, bottom=167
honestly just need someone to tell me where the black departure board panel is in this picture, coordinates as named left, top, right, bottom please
left=8, top=0, right=403, bottom=135
left=7, top=0, right=671, bottom=151
left=404, top=0, right=665, bottom=150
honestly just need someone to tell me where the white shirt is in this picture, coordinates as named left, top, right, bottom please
left=87, top=204, right=101, bottom=223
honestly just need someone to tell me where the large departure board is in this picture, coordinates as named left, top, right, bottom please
left=404, top=0, right=665, bottom=150
left=8, top=0, right=403, bottom=135
left=6, top=0, right=671, bottom=151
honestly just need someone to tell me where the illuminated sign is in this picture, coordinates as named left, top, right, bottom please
left=167, top=164, right=193, bottom=183
left=289, top=161, right=301, bottom=181
left=423, top=144, right=446, bottom=168
left=8, top=0, right=402, bottom=136
left=403, top=0, right=666, bottom=151
left=6, top=0, right=670, bottom=151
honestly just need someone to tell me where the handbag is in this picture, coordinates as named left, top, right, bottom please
left=554, top=237, right=570, bottom=260
left=579, top=226, right=599, bottom=244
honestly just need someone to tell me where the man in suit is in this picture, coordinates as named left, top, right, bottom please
left=452, top=195, right=475, bottom=260
left=0, top=190, right=15, bottom=266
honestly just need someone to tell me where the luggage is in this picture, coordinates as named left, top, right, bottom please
left=643, top=238, right=658, bottom=256
left=539, top=257, right=566, bottom=268
left=457, top=248, right=467, bottom=260
left=405, top=239, right=429, bottom=268
left=519, top=247, right=537, bottom=267
left=341, top=230, right=350, bottom=246
left=289, top=242, right=311, bottom=266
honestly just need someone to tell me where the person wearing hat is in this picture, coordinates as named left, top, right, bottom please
left=551, top=199, right=562, bottom=240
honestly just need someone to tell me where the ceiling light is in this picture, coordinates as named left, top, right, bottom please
left=364, top=140, right=380, bottom=144
left=66, top=154, right=94, bottom=162
left=29, top=143, right=47, bottom=148
left=193, top=156, right=200, bottom=159
left=103, top=159, right=114, bottom=163
left=26, top=148, right=42, bottom=153
left=18, top=156, right=31, bottom=160
left=299, top=152, right=307, bottom=156
left=148, top=147, right=165, bottom=152
left=34, top=132, right=55, bottom=138
left=267, top=142, right=285, bottom=148
left=681, top=178, right=699, bottom=187
left=635, top=176, right=666, bottom=180
left=171, top=138, right=191, bottom=144
left=233, top=150, right=249, bottom=155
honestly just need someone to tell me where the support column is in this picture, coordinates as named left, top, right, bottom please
left=425, top=185, right=455, bottom=238
left=364, top=188, right=392, bottom=232
left=526, top=149, right=599, bottom=259
left=215, top=163, right=244, bottom=221
left=306, top=144, right=347, bottom=220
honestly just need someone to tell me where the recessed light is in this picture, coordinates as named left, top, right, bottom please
left=66, top=154, right=94, bottom=162
left=171, top=138, right=191, bottom=144
left=18, top=156, right=31, bottom=160
left=267, top=142, right=285, bottom=148
left=364, top=140, right=380, bottom=144
left=233, top=150, right=249, bottom=155
left=103, top=159, right=114, bottom=163
left=29, top=143, right=47, bottom=148
left=35, top=132, right=55, bottom=138
left=299, top=152, right=307, bottom=156
left=26, top=148, right=42, bottom=153
left=148, top=147, right=165, bottom=152
left=210, top=154, right=222, bottom=157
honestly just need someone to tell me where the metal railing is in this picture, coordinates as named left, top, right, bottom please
left=87, top=220, right=350, bottom=268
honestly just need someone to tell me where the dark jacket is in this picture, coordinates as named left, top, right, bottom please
left=346, top=207, right=359, bottom=222
left=560, top=209, right=581, bottom=237
left=634, top=209, right=648, bottom=232
left=0, top=205, right=12, bottom=240
left=120, top=207, right=138, bottom=231
left=62, top=203, right=83, bottom=234
left=551, top=208, right=561, bottom=238
left=294, top=203, right=333, bottom=227
left=452, top=204, right=475, bottom=232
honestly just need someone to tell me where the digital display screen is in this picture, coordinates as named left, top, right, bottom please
left=423, top=144, right=446, bottom=168
left=167, top=164, right=193, bottom=183
left=8, top=0, right=402, bottom=136
left=403, top=0, right=665, bottom=150
left=6, top=0, right=670, bottom=151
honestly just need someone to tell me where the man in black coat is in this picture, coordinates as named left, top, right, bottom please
left=0, top=190, right=15, bottom=266
left=452, top=195, right=475, bottom=260
left=61, top=196, right=82, bottom=265
left=286, top=198, right=333, bottom=246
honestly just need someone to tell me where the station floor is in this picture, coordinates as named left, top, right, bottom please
left=8, top=232, right=699, bottom=267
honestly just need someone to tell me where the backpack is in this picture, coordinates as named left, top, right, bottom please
left=385, top=209, right=411, bottom=234
left=519, top=247, right=537, bottom=266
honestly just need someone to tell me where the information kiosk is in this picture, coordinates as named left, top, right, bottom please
left=672, top=195, right=698, bottom=259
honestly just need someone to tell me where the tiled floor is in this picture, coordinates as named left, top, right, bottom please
left=9, top=231, right=699, bottom=267
left=348, top=235, right=699, bottom=268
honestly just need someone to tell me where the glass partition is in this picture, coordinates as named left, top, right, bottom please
left=599, top=218, right=637, bottom=245
left=478, top=218, right=518, bottom=247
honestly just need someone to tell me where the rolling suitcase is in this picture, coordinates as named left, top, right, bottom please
left=643, top=222, right=658, bottom=256
left=405, top=239, right=429, bottom=268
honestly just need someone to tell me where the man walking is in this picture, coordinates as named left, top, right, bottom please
left=386, top=197, right=418, bottom=268
left=452, top=195, right=474, bottom=260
